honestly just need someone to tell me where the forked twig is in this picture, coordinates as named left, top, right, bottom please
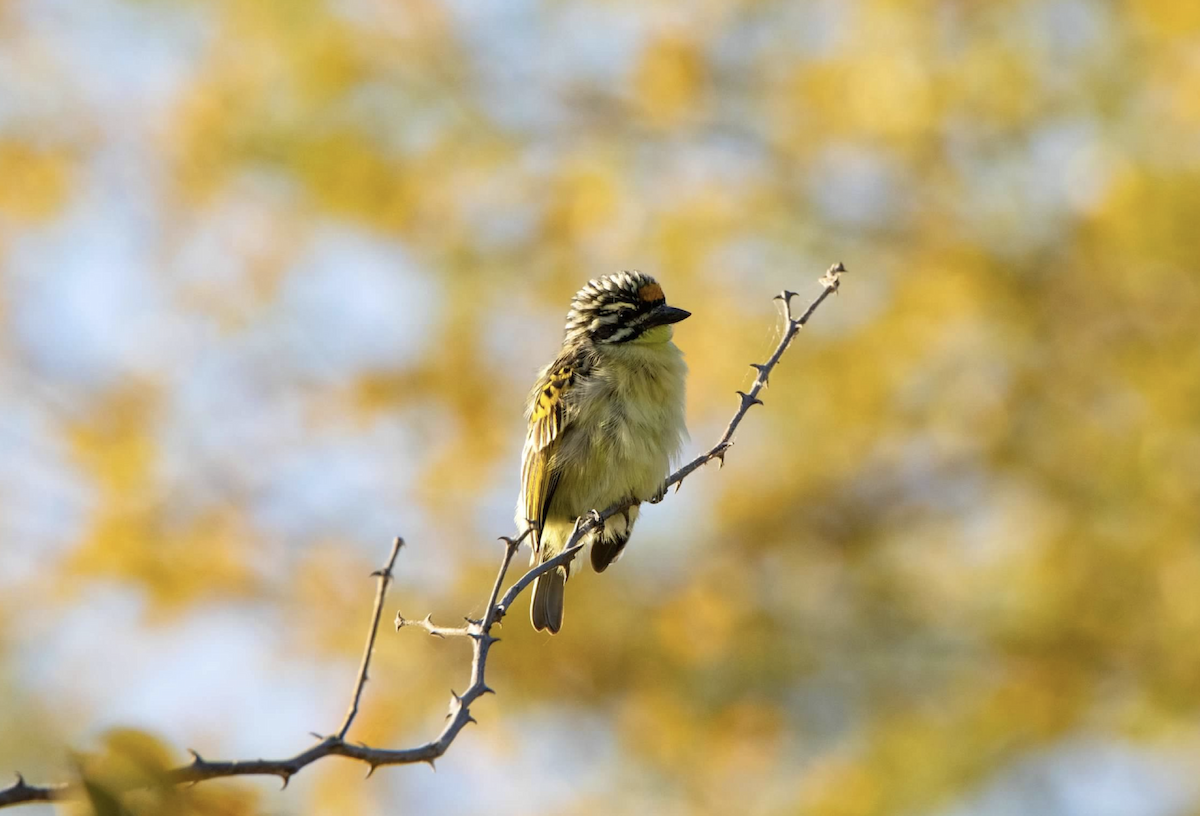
left=0, top=264, right=846, bottom=810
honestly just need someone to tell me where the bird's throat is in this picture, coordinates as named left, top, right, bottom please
left=628, top=324, right=674, bottom=345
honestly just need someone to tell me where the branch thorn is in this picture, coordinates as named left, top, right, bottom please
left=424, top=613, right=446, bottom=638
left=499, top=532, right=527, bottom=550
left=774, top=290, right=798, bottom=318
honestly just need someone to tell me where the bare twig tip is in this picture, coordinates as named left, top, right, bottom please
left=820, top=262, right=846, bottom=289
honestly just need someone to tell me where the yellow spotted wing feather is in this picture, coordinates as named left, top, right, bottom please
left=519, top=350, right=585, bottom=562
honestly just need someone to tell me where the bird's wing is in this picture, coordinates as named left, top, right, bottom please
left=520, top=348, right=587, bottom=561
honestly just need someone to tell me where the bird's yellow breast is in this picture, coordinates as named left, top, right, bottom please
left=547, top=338, right=687, bottom=520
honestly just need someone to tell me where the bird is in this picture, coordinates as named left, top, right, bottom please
left=517, top=271, right=690, bottom=634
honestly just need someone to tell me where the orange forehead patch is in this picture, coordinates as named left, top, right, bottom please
left=638, top=283, right=664, bottom=302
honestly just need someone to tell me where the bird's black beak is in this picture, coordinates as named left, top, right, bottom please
left=648, top=305, right=691, bottom=327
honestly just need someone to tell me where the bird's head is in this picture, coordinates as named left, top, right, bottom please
left=564, top=272, right=691, bottom=347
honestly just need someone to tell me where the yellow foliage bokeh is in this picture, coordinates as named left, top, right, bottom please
left=1, top=0, right=1198, bottom=815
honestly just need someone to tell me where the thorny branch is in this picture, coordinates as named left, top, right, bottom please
left=0, top=263, right=846, bottom=810
left=338, top=536, right=405, bottom=740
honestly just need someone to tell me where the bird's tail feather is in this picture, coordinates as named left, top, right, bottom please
left=591, top=506, right=638, bottom=573
left=530, top=566, right=566, bottom=634
left=591, top=528, right=633, bottom=573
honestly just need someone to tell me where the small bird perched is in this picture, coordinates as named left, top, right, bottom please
left=518, top=272, right=690, bottom=634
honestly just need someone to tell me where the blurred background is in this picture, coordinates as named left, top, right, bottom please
left=1, top=0, right=1199, bottom=814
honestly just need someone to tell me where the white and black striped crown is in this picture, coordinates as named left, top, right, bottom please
left=564, top=271, right=669, bottom=345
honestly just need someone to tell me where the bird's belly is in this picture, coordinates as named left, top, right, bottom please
left=546, top=343, right=687, bottom=521
left=549, top=414, right=678, bottom=518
